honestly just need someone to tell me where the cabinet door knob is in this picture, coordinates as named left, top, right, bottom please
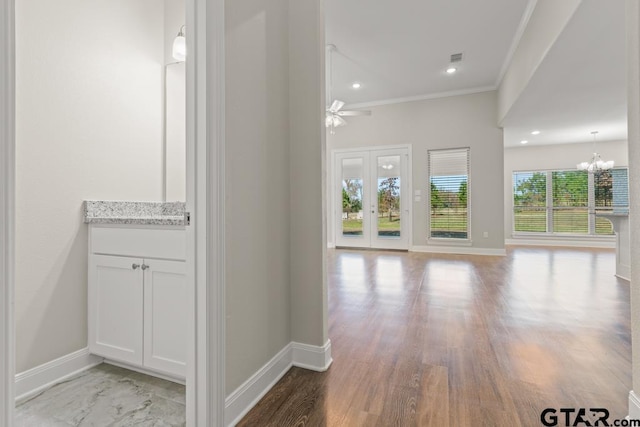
left=141, top=264, right=149, bottom=270
left=132, top=263, right=140, bottom=270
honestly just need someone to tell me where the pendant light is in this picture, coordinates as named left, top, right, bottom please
left=577, top=131, right=614, bottom=173
left=172, top=26, right=186, bottom=62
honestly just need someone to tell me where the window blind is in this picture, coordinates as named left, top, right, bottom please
left=428, top=148, right=469, bottom=239
left=513, top=171, right=546, bottom=233
left=551, top=170, right=588, bottom=234
left=512, top=168, right=628, bottom=236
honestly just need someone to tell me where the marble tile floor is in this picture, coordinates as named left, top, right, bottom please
left=15, top=363, right=185, bottom=427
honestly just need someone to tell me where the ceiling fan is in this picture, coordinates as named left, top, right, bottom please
left=326, top=44, right=371, bottom=134
left=325, top=100, right=371, bottom=134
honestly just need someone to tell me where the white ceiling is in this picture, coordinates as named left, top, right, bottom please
left=502, top=0, right=627, bottom=148
left=326, top=0, right=530, bottom=107
left=327, top=0, right=628, bottom=151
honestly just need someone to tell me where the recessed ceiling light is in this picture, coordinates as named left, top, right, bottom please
left=351, top=82, right=361, bottom=89
left=446, top=67, right=457, bottom=74
left=520, top=140, right=529, bottom=144
left=531, top=130, right=541, bottom=135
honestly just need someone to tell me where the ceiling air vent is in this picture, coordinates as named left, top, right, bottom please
left=450, top=53, right=463, bottom=63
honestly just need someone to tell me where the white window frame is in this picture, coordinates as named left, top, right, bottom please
left=427, top=147, right=471, bottom=245
left=511, top=167, right=628, bottom=238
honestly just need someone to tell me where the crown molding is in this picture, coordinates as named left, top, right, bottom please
left=345, top=85, right=496, bottom=110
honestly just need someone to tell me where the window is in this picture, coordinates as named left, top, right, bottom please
left=513, top=168, right=628, bottom=236
left=429, top=148, right=469, bottom=239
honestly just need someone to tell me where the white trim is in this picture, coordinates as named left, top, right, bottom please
left=0, top=0, right=14, bottom=424
left=332, top=144, right=413, bottom=154
left=629, top=391, right=640, bottom=419
left=224, top=340, right=332, bottom=427
left=344, top=86, right=496, bottom=110
left=427, top=238, right=473, bottom=247
left=411, top=245, right=506, bottom=256
left=617, top=272, right=631, bottom=282
left=506, top=237, right=616, bottom=249
left=186, top=0, right=226, bottom=425
left=327, top=242, right=336, bottom=249
left=495, top=0, right=539, bottom=87
left=224, top=345, right=293, bottom=427
left=14, top=348, right=103, bottom=404
left=292, top=340, right=332, bottom=372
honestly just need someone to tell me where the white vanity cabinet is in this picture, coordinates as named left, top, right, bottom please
left=88, top=225, right=187, bottom=380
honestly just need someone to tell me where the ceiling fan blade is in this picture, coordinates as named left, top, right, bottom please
left=337, top=110, right=372, bottom=117
left=329, top=100, right=345, bottom=113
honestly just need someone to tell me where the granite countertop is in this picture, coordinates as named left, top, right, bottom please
left=83, top=201, right=186, bottom=226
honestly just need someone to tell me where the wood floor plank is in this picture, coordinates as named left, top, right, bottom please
left=238, top=247, right=631, bottom=426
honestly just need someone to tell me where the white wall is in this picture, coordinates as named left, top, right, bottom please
left=225, top=0, right=292, bottom=395
left=15, top=0, right=164, bottom=373
left=164, top=0, right=186, bottom=202
left=327, top=91, right=505, bottom=250
left=503, top=139, right=629, bottom=238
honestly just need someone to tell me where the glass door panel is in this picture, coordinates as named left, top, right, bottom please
left=370, top=149, right=409, bottom=250
left=375, top=155, right=402, bottom=239
left=342, top=158, right=364, bottom=237
left=335, top=153, right=371, bottom=248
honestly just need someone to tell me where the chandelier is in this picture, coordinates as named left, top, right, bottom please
left=576, top=131, right=614, bottom=173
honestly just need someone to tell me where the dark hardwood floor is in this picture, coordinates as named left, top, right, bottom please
left=238, top=246, right=631, bottom=426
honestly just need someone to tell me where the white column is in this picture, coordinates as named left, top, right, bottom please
left=626, top=0, right=640, bottom=419
left=0, top=0, right=15, bottom=425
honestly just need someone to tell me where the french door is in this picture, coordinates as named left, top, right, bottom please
left=335, top=147, right=410, bottom=250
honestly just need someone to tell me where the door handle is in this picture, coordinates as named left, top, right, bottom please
left=132, top=263, right=140, bottom=270
left=141, top=264, right=150, bottom=271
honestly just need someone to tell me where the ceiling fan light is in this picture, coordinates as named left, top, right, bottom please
left=325, top=115, right=333, bottom=127
left=333, top=116, right=346, bottom=127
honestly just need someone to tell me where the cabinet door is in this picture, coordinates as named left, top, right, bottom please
left=89, top=254, right=143, bottom=365
left=143, top=259, right=187, bottom=378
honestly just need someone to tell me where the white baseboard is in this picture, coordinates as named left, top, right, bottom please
left=506, top=237, right=616, bottom=249
left=292, top=340, right=332, bottom=372
left=15, top=348, right=103, bottom=404
left=225, top=344, right=293, bottom=427
left=629, top=391, right=640, bottom=419
left=410, top=245, right=506, bottom=256
left=617, top=264, right=631, bottom=282
left=225, top=340, right=332, bottom=427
